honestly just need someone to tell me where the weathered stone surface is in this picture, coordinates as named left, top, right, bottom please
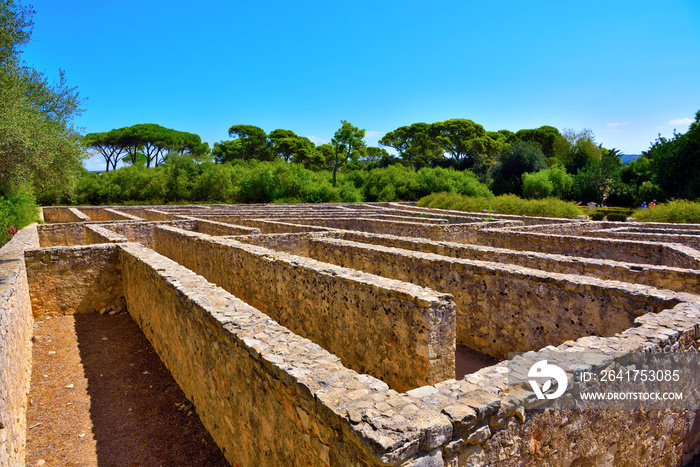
left=5, top=204, right=700, bottom=466
left=153, top=225, right=456, bottom=392
left=24, top=244, right=123, bottom=318
left=0, top=224, right=39, bottom=466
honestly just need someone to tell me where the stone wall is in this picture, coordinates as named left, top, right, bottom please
left=24, top=244, right=123, bottom=318
left=153, top=225, right=456, bottom=392
left=308, top=237, right=686, bottom=359
left=118, top=242, right=456, bottom=467
left=85, top=224, right=128, bottom=244
left=503, top=220, right=607, bottom=235
left=94, top=220, right=196, bottom=249
left=41, top=206, right=89, bottom=223
left=289, top=217, right=493, bottom=243
left=386, top=202, right=580, bottom=226
left=125, top=207, right=177, bottom=221
left=233, top=232, right=332, bottom=256
left=398, top=299, right=700, bottom=466
left=37, top=222, right=87, bottom=247
left=104, top=208, right=144, bottom=221
left=335, top=231, right=700, bottom=294
left=474, top=229, right=700, bottom=269
left=194, top=215, right=331, bottom=234
left=22, top=203, right=700, bottom=465
left=192, top=218, right=261, bottom=236
left=75, top=207, right=142, bottom=222
left=584, top=228, right=700, bottom=250
left=0, top=225, right=38, bottom=467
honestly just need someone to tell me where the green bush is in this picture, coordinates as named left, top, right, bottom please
left=606, top=212, right=628, bottom=222
left=417, top=192, right=581, bottom=218
left=522, top=171, right=554, bottom=199
left=631, top=200, right=700, bottom=223
left=0, top=191, right=39, bottom=246
left=363, top=166, right=491, bottom=202
left=589, top=210, right=606, bottom=221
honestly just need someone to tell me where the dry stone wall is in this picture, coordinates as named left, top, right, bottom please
left=584, top=227, right=700, bottom=250
left=93, top=220, right=196, bottom=248
left=308, top=237, right=686, bottom=359
left=153, top=225, right=456, bottom=392
left=334, top=230, right=700, bottom=294
left=474, top=229, right=700, bottom=268
left=119, top=242, right=460, bottom=467
left=41, top=206, right=89, bottom=223
left=8, top=202, right=700, bottom=466
left=24, top=244, right=123, bottom=318
left=85, top=224, right=128, bottom=244
left=0, top=225, right=38, bottom=467
left=37, top=222, right=87, bottom=247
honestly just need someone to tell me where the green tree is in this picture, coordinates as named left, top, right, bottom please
left=379, top=122, right=442, bottom=170
left=571, top=149, right=622, bottom=205
left=433, top=119, right=503, bottom=173
left=227, top=124, right=273, bottom=162
left=522, top=171, right=554, bottom=199
left=330, top=121, right=366, bottom=185
left=212, top=139, right=244, bottom=163
left=486, top=130, right=516, bottom=146
left=644, top=111, right=700, bottom=200
left=515, top=125, right=563, bottom=160
left=432, top=118, right=485, bottom=163
left=553, top=128, right=602, bottom=173
left=362, top=146, right=391, bottom=168
left=490, top=141, right=548, bottom=196
left=296, top=143, right=329, bottom=170
left=84, top=129, right=124, bottom=172
left=522, top=165, right=572, bottom=199
left=268, top=129, right=316, bottom=164
left=0, top=0, right=86, bottom=205
left=268, top=129, right=298, bottom=162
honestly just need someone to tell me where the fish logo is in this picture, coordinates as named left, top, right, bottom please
left=528, top=360, right=568, bottom=400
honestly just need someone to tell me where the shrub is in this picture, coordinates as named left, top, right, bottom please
left=606, top=212, right=628, bottom=222
left=0, top=190, right=39, bottom=246
left=589, top=210, right=606, bottom=221
left=631, top=199, right=700, bottom=223
left=417, top=192, right=580, bottom=218
left=522, top=171, right=554, bottom=199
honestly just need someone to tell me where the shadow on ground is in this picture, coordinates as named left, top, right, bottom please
left=74, top=312, right=229, bottom=467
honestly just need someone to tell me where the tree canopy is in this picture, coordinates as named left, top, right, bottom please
left=644, top=111, right=700, bottom=200
left=330, top=121, right=366, bottom=185
left=227, top=124, right=274, bottom=162
left=86, top=124, right=208, bottom=169
left=0, top=0, right=86, bottom=204
left=490, top=141, right=548, bottom=196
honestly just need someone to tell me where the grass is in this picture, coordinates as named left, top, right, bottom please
left=631, top=200, right=700, bottom=223
left=0, top=191, right=39, bottom=247
left=417, top=192, right=581, bottom=218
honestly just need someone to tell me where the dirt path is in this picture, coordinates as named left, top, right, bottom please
left=26, top=312, right=229, bottom=467
left=455, top=344, right=500, bottom=379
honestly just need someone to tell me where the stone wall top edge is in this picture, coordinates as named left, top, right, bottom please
left=0, top=224, right=38, bottom=303
left=385, top=203, right=582, bottom=222
left=156, top=225, right=453, bottom=306
left=485, top=228, right=680, bottom=247
left=311, top=237, right=695, bottom=304
left=419, top=301, right=700, bottom=436
left=24, top=242, right=120, bottom=256
left=337, top=230, right=700, bottom=274
left=118, top=241, right=452, bottom=461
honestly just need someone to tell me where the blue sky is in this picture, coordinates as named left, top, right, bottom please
left=20, top=0, right=700, bottom=171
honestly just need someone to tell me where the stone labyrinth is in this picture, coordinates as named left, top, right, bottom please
left=3, top=201, right=700, bottom=466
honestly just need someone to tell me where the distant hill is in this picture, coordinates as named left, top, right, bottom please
left=620, top=154, right=642, bottom=165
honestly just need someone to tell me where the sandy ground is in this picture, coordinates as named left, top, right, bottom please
left=26, top=312, right=229, bottom=467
